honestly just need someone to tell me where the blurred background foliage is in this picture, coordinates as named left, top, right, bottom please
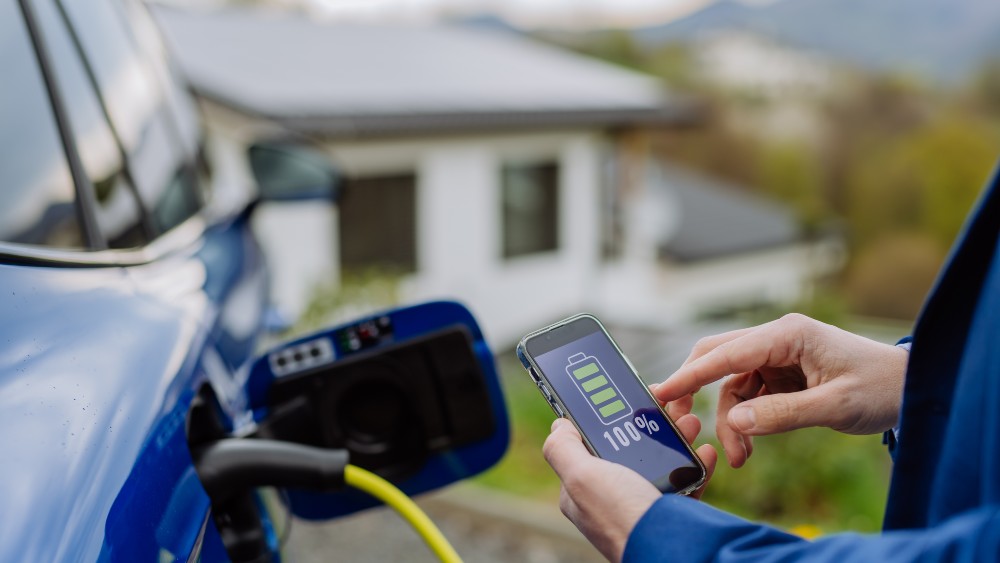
left=294, top=268, right=404, bottom=335
left=559, top=33, right=1000, bottom=322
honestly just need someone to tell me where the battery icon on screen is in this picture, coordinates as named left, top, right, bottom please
left=566, top=352, right=633, bottom=425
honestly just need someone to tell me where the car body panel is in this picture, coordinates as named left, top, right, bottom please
left=0, top=212, right=266, bottom=561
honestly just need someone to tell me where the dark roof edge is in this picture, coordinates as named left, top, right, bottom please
left=192, top=86, right=705, bottom=139
left=660, top=238, right=800, bottom=264
left=661, top=228, right=847, bottom=264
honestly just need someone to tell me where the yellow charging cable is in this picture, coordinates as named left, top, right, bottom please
left=344, top=464, right=463, bottom=563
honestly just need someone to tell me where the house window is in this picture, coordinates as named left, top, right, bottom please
left=501, top=162, right=559, bottom=258
left=338, top=174, right=417, bottom=273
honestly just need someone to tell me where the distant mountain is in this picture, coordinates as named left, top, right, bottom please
left=633, top=0, right=1000, bottom=83
left=449, top=13, right=523, bottom=35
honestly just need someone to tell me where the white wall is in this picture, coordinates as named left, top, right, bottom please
left=198, top=101, right=339, bottom=322
left=597, top=241, right=844, bottom=329
left=200, top=96, right=610, bottom=342
left=252, top=202, right=339, bottom=319
left=697, top=31, right=834, bottom=98
left=326, top=131, right=605, bottom=347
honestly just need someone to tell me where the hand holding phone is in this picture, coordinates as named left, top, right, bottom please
left=518, top=314, right=706, bottom=494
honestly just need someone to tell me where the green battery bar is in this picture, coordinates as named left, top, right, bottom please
left=566, top=352, right=633, bottom=424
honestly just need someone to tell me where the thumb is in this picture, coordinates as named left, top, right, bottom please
left=728, top=387, right=841, bottom=436
left=543, top=418, right=598, bottom=480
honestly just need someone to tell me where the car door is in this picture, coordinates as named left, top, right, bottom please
left=0, top=0, right=270, bottom=560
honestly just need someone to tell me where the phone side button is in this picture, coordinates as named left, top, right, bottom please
left=551, top=402, right=565, bottom=418
left=537, top=382, right=553, bottom=400
left=527, top=367, right=541, bottom=383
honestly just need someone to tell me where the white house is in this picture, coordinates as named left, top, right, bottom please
left=692, top=30, right=848, bottom=143
left=606, top=163, right=845, bottom=324
left=156, top=8, right=838, bottom=346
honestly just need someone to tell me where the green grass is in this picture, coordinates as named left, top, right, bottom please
left=473, top=352, right=563, bottom=500
left=701, top=429, right=892, bottom=532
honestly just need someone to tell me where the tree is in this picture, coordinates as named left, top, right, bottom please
left=845, top=113, right=998, bottom=251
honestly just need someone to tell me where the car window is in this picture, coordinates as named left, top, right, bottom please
left=31, top=0, right=148, bottom=249
left=117, top=0, right=212, bottom=210
left=60, top=0, right=202, bottom=235
left=118, top=0, right=201, bottom=163
left=0, top=2, right=85, bottom=249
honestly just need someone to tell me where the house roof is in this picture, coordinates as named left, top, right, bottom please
left=153, top=7, right=699, bottom=138
left=652, top=165, right=801, bottom=262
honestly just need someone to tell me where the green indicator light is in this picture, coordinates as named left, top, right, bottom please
left=599, top=400, right=627, bottom=417
left=589, top=387, right=618, bottom=405
left=573, top=363, right=600, bottom=379
left=581, top=375, right=608, bottom=393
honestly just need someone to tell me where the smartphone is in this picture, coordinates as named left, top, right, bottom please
left=517, top=313, right=706, bottom=494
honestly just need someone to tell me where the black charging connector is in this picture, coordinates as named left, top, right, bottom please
left=187, top=386, right=351, bottom=563
left=192, top=439, right=349, bottom=504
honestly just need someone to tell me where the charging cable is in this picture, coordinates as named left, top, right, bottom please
left=344, top=464, right=462, bottom=563
left=192, top=438, right=462, bottom=562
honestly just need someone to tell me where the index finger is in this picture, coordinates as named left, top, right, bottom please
left=679, top=326, right=759, bottom=366
left=655, top=323, right=796, bottom=402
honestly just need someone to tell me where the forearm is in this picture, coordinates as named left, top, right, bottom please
left=624, top=495, right=1000, bottom=563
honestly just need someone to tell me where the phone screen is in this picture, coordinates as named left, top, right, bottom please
left=524, top=316, right=704, bottom=493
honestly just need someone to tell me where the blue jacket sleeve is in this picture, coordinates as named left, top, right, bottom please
left=882, top=336, right=913, bottom=461
left=623, top=495, right=1000, bottom=562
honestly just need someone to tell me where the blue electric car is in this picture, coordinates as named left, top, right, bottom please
left=0, top=0, right=508, bottom=560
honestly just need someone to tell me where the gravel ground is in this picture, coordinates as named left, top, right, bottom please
left=282, top=484, right=604, bottom=563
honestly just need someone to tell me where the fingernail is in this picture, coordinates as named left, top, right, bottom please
left=730, top=407, right=756, bottom=431
left=551, top=418, right=566, bottom=431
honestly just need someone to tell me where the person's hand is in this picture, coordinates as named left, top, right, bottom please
left=654, top=313, right=909, bottom=469
left=542, top=413, right=717, bottom=562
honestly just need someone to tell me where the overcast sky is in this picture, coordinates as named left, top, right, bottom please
left=303, top=0, right=742, bottom=28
